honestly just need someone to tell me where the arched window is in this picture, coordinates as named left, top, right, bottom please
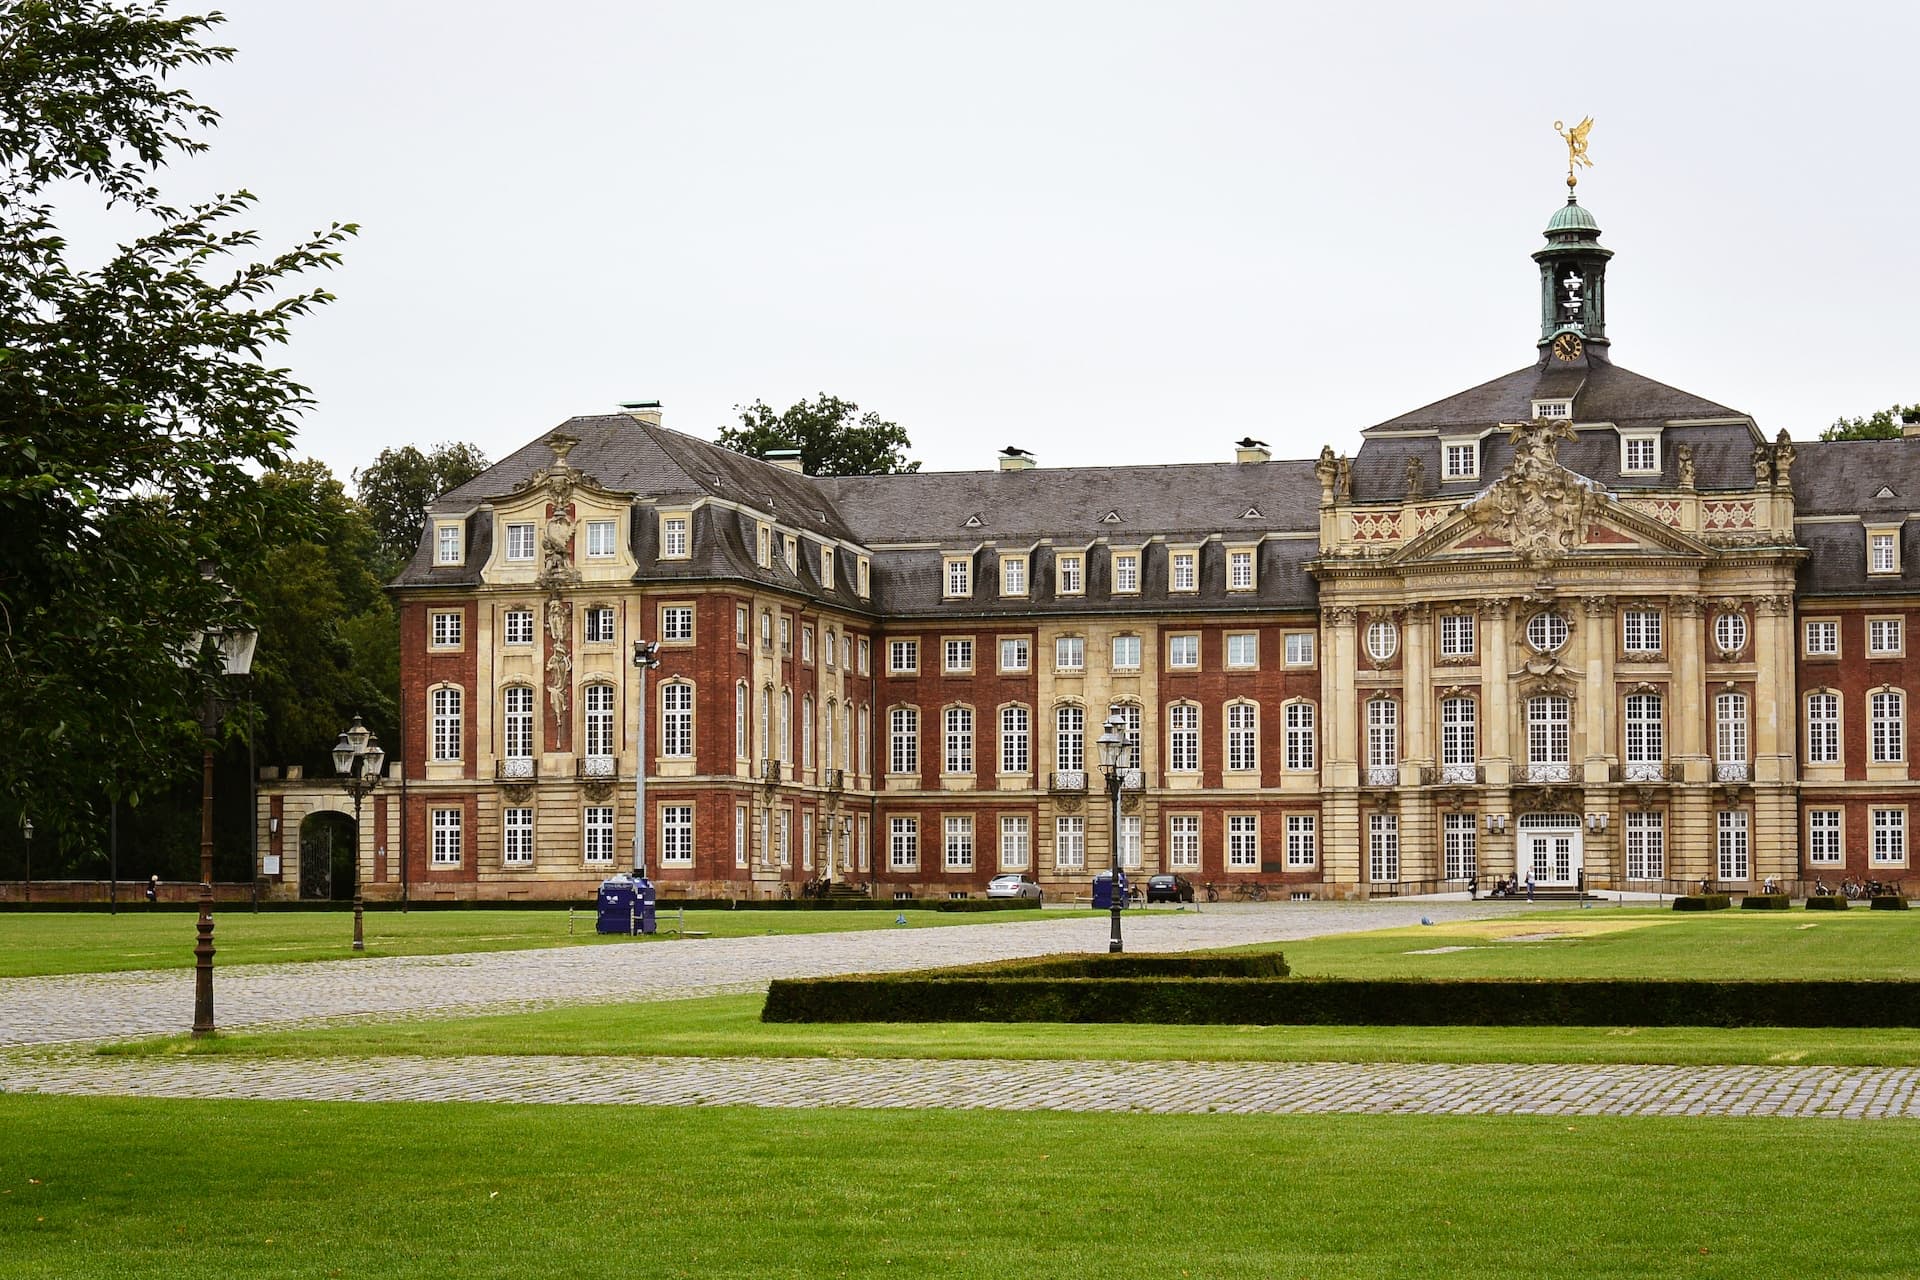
left=1715, top=691, right=1749, bottom=780
left=431, top=686, right=463, bottom=761
left=944, top=705, right=974, bottom=775
left=1000, top=705, right=1030, bottom=775
left=1871, top=689, right=1905, bottom=764
left=1056, top=704, right=1085, bottom=772
left=502, top=686, right=534, bottom=773
left=889, top=706, right=919, bottom=774
left=1805, top=691, right=1839, bottom=765
left=735, top=682, right=748, bottom=759
left=583, top=683, right=616, bottom=761
left=1365, top=698, right=1397, bottom=785
left=1623, top=692, right=1663, bottom=780
left=1439, top=696, right=1474, bottom=781
left=661, top=681, right=693, bottom=759
left=1114, top=702, right=1142, bottom=770
left=1226, top=702, right=1258, bottom=772
left=1167, top=703, right=1199, bottom=773
left=1283, top=701, right=1316, bottom=772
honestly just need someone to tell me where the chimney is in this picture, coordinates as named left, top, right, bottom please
left=1903, top=412, right=1920, bottom=440
left=1234, top=437, right=1271, bottom=464
left=998, top=445, right=1036, bottom=472
left=620, top=400, right=663, bottom=426
left=765, top=448, right=805, bottom=474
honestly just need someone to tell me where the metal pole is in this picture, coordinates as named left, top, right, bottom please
left=22, top=823, right=29, bottom=905
left=634, top=654, right=647, bottom=877
left=351, top=786, right=365, bottom=951
left=1108, top=769, right=1123, bottom=954
left=193, top=742, right=217, bottom=1037
left=109, top=798, right=116, bottom=914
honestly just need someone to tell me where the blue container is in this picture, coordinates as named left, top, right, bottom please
left=596, top=875, right=638, bottom=934
left=634, top=876, right=658, bottom=936
left=1091, top=870, right=1129, bottom=910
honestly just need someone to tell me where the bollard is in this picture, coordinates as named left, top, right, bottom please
left=568, top=906, right=574, bottom=936
left=629, top=903, right=636, bottom=936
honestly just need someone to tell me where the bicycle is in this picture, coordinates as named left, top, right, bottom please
left=1232, top=881, right=1269, bottom=903
left=1203, top=881, right=1219, bottom=903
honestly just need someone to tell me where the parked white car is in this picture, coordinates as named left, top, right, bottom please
left=985, top=873, right=1044, bottom=902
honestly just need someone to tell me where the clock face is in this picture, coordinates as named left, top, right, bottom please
left=1552, top=332, right=1583, bottom=361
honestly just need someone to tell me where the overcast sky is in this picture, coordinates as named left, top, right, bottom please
left=145, top=1, right=1920, bottom=483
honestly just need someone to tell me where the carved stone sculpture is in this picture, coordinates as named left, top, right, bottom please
left=1405, top=455, right=1425, bottom=496
left=1773, top=430, right=1796, bottom=488
left=1674, top=444, right=1695, bottom=489
left=1314, top=445, right=1338, bottom=505
left=1466, top=418, right=1596, bottom=568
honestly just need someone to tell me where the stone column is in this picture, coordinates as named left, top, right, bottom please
left=1672, top=597, right=1706, bottom=779
left=1582, top=596, right=1614, bottom=779
left=1480, top=599, right=1512, bottom=778
left=1325, top=607, right=1359, bottom=787
left=1404, top=604, right=1431, bottom=769
left=1753, top=594, right=1793, bottom=783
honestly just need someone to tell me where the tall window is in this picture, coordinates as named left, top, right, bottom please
left=823, top=700, right=835, bottom=775
left=1228, top=550, right=1254, bottom=590
left=1624, top=811, right=1665, bottom=879
left=1227, top=815, right=1259, bottom=869
left=662, top=682, right=693, bottom=758
left=1000, top=705, right=1029, bottom=774
left=1170, top=551, right=1197, bottom=592
left=503, top=686, right=533, bottom=763
left=431, top=808, right=462, bottom=865
left=1715, top=692, right=1748, bottom=769
left=1806, top=692, right=1839, bottom=764
left=1113, top=552, right=1139, bottom=593
left=503, top=807, right=533, bottom=866
left=583, top=806, right=615, bottom=864
left=944, top=816, right=974, bottom=870
left=760, top=687, right=771, bottom=760
left=1443, top=812, right=1476, bottom=880
left=1056, top=705, right=1085, bottom=771
left=802, top=696, right=814, bottom=769
left=735, top=806, right=748, bottom=869
left=1871, top=532, right=1900, bottom=574
left=1366, top=699, right=1397, bottom=774
left=1000, top=816, right=1031, bottom=870
left=945, top=557, right=971, bottom=597
left=1623, top=693, right=1663, bottom=770
left=1439, top=613, right=1475, bottom=657
left=1368, top=813, right=1399, bottom=882
left=1002, top=556, right=1027, bottom=596
left=1168, top=704, right=1199, bottom=772
left=779, top=688, right=792, bottom=762
left=1807, top=810, right=1842, bottom=865
left=1439, top=697, right=1475, bottom=774
left=735, top=684, right=748, bottom=759
left=1169, top=815, right=1200, bottom=869
left=944, top=706, right=974, bottom=774
left=1117, top=703, right=1142, bottom=770
left=1057, top=553, right=1083, bottom=594
left=1286, top=814, right=1317, bottom=868
left=1871, top=809, right=1904, bottom=866
left=1118, top=815, right=1142, bottom=869
left=858, top=706, right=868, bottom=776
left=889, top=707, right=919, bottom=774
left=1527, top=695, right=1571, bottom=774
left=660, top=805, right=693, bottom=865
left=1623, top=609, right=1662, bottom=654
left=1284, top=702, right=1316, bottom=771
left=432, top=688, right=462, bottom=761
left=1055, top=816, right=1084, bottom=869
left=1717, top=810, right=1750, bottom=881
left=824, top=628, right=837, bottom=668
left=1227, top=703, right=1258, bottom=772
left=777, top=809, right=791, bottom=866
left=436, top=524, right=461, bottom=564
left=583, top=684, right=615, bottom=760
left=1873, top=690, right=1906, bottom=763
left=661, top=515, right=688, bottom=558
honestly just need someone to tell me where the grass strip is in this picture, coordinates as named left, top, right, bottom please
left=5, top=1095, right=1920, bottom=1279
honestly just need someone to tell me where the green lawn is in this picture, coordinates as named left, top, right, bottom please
left=111, top=990, right=1920, bottom=1067
left=0, top=906, right=1074, bottom=978
left=4, top=1095, right=1917, bottom=1279
left=1272, top=907, right=1920, bottom=979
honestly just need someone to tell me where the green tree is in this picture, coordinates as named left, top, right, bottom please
left=1820, top=403, right=1920, bottom=441
left=0, top=0, right=354, bottom=864
left=716, top=394, right=919, bottom=476
left=354, top=441, right=490, bottom=578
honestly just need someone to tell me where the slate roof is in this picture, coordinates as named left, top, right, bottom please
left=1791, top=438, right=1920, bottom=597
left=1364, top=354, right=1745, bottom=436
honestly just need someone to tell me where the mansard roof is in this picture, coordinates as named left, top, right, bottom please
left=1363, top=356, right=1746, bottom=437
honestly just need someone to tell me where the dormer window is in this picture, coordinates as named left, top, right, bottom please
left=1112, top=551, right=1140, bottom=594
left=1621, top=433, right=1661, bottom=475
left=1057, top=552, right=1084, bottom=595
left=435, top=521, right=463, bottom=565
left=1442, top=441, right=1479, bottom=481
left=659, top=514, right=689, bottom=560
left=856, top=556, right=870, bottom=597
left=821, top=547, right=835, bottom=589
left=1169, top=550, right=1198, bottom=593
left=756, top=523, right=771, bottom=568
left=1868, top=526, right=1903, bottom=576
left=1001, top=554, right=1027, bottom=597
left=1532, top=399, right=1572, bottom=420
left=944, top=556, right=972, bottom=598
left=783, top=535, right=798, bottom=574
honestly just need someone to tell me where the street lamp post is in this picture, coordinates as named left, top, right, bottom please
left=631, top=640, right=660, bottom=878
left=331, top=716, right=386, bottom=952
left=19, top=816, right=30, bottom=904
left=1096, top=713, right=1127, bottom=955
left=190, top=620, right=257, bottom=1038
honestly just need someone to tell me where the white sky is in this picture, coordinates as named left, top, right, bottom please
left=142, top=1, right=1920, bottom=482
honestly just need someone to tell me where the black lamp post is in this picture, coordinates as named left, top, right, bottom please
left=19, top=815, right=31, bottom=904
left=1096, top=713, right=1127, bottom=955
left=331, top=715, right=386, bottom=952
left=191, top=620, right=257, bottom=1038
left=631, top=640, right=660, bottom=877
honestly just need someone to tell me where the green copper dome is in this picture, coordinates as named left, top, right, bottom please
left=1545, top=197, right=1599, bottom=234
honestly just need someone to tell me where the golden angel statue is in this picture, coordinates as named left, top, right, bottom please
left=1554, top=117, right=1594, bottom=185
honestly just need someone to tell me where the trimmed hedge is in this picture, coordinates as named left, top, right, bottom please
left=919, top=953, right=1289, bottom=980
left=1806, top=895, right=1850, bottom=911
left=1739, top=893, right=1792, bottom=911
left=1871, top=896, right=1912, bottom=911
left=762, top=974, right=1920, bottom=1028
left=1673, top=894, right=1733, bottom=911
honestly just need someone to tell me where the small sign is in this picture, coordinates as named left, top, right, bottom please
left=262, top=855, right=282, bottom=876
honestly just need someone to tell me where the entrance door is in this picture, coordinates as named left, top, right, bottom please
left=1518, top=815, right=1583, bottom=887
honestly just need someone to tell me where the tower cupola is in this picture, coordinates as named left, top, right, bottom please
left=1534, top=117, right=1612, bottom=361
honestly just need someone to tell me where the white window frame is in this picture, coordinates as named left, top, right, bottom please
left=1438, top=613, right=1475, bottom=658
left=584, top=682, right=616, bottom=760
left=1440, top=696, right=1476, bottom=771
left=1868, top=526, right=1902, bottom=576
left=1625, top=811, right=1665, bottom=880
left=1227, top=549, right=1256, bottom=591
left=1713, top=611, right=1748, bottom=655
left=1870, top=617, right=1904, bottom=657
left=586, top=519, right=617, bottom=558
left=889, top=638, right=919, bottom=674
left=1715, top=691, right=1748, bottom=768
left=1001, top=555, right=1027, bottom=597
left=661, top=605, right=693, bottom=643
left=1624, top=692, right=1664, bottom=768
left=999, top=815, right=1031, bottom=871
left=583, top=806, right=615, bottom=865
left=431, top=807, right=463, bottom=866
left=1169, top=550, right=1198, bottom=593
left=889, top=706, right=919, bottom=775
left=1118, top=814, right=1143, bottom=870
left=1000, top=705, right=1030, bottom=775
left=1717, top=810, right=1750, bottom=881
left=1057, top=552, right=1084, bottom=596
left=1284, top=633, right=1315, bottom=667
left=889, top=816, right=918, bottom=871
left=1526, top=612, right=1569, bottom=653
left=1443, top=812, right=1476, bottom=880
left=1622, top=609, right=1662, bottom=655
left=1871, top=689, right=1905, bottom=764
left=1111, top=551, right=1140, bottom=595
left=1168, top=814, right=1200, bottom=870
left=1365, top=619, right=1399, bottom=662
left=661, top=681, right=693, bottom=759
left=944, top=705, right=974, bottom=775
left=944, top=815, right=974, bottom=871
left=1807, top=809, right=1843, bottom=866
left=1227, top=814, right=1259, bottom=870
left=584, top=606, right=615, bottom=644
left=1055, top=815, right=1085, bottom=870
left=1442, top=440, right=1479, bottom=480
left=1284, top=701, right=1315, bottom=772
left=503, top=608, right=534, bottom=647
left=1167, top=633, right=1200, bottom=670
left=1620, top=433, right=1660, bottom=475
left=430, top=610, right=463, bottom=649
left=1286, top=814, right=1317, bottom=868
left=1226, top=632, right=1258, bottom=669
left=1368, top=813, right=1399, bottom=881
left=659, top=513, right=689, bottom=560
left=999, top=637, right=1030, bottom=673
left=503, top=806, right=534, bottom=867
left=943, top=556, right=972, bottom=598
left=431, top=687, right=462, bottom=762
left=943, top=637, right=974, bottom=674
left=660, top=804, right=694, bottom=866
left=435, top=522, right=463, bottom=565
left=1806, top=691, right=1840, bottom=765
left=1804, top=619, right=1839, bottom=658
left=504, top=522, right=535, bottom=562
left=1111, top=634, right=1141, bottom=671
left=1366, top=699, right=1398, bottom=773
left=1226, top=702, right=1258, bottom=773
left=1055, top=635, right=1085, bottom=672
left=1167, top=703, right=1199, bottom=773
left=1055, top=704, right=1085, bottom=772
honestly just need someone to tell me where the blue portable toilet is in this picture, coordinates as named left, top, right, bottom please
left=634, top=876, right=658, bottom=936
left=596, top=875, right=638, bottom=934
left=1091, top=870, right=1129, bottom=910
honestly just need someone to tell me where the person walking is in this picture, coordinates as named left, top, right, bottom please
left=1577, top=868, right=1589, bottom=908
left=1525, top=871, right=1535, bottom=903
left=144, top=874, right=160, bottom=906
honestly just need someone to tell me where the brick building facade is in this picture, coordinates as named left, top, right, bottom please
left=261, top=187, right=1920, bottom=901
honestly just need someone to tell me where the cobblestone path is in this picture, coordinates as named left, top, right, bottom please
left=0, top=901, right=1505, bottom=1047
left=8, top=1052, right=1920, bottom=1120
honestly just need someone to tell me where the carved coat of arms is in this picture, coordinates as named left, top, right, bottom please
left=1468, top=418, right=1597, bottom=568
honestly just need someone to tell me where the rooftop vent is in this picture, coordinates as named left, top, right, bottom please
left=619, top=400, right=663, bottom=425
left=1234, top=437, right=1271, bottom=464
left=998, top=445, right=1036, bottom=472
left=765, top=448, right=805, bottom=474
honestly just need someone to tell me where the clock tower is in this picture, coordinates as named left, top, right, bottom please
left=1534, top=190, right=1613, bottom=362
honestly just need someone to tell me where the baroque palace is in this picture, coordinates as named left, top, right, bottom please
left=262, top=180, right=1920, bottom=902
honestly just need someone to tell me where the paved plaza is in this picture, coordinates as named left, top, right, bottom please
left=7, top=899, right=1920, bottom=1121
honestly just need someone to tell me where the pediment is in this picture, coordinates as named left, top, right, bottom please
left=1390, top=472, right=1714, bottom=567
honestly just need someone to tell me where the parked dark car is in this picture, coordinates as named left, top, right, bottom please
left=1146, top=874, right=1195, bottom=903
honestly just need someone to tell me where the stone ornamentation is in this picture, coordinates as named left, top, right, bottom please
left=1467, top=417, right=1598, bottom=568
